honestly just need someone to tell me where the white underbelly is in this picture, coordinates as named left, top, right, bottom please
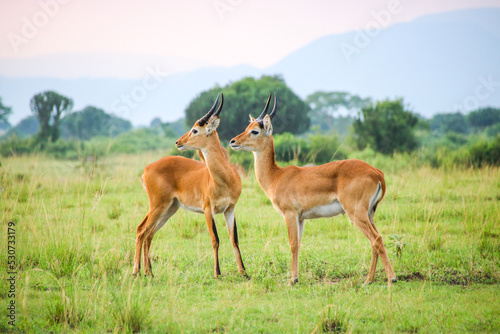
left=300, top=200, right=345, bottom=220
left=179, top=202, right=204, bottom=214
left=179, top=201, right=230, bottom=215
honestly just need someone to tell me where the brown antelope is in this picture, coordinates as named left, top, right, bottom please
left=134, top=94, right=246, bottom=278
left=229, top=94, right=397, bottom=285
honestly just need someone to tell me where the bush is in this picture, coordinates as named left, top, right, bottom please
left=418, top=135, right=500, bottom=168
left=274, top=132, right=309, bottom=162
left=44, top=140, right=81, bottom=159
left=228, top=149, right=254, bottom=170
left=0, top=136, right=38, bottom=156
left=468, top=135, right=500, bottom=167
left=104, top=128, right=174, bottom=154
left=0, top=128, right=176, bottom=160
left=307, top=133, right=346, bottom=163
left=273, top=132, right=346, bottom=164
left=353, top=99, right=419, bottom=155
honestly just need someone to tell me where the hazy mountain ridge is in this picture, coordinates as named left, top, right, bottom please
left=1, top=8, right=499, bottom=126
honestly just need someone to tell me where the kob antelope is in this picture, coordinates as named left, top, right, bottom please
left=230, top=94, right=396, bottom=285
left=134, top=94, right=246, bottom=278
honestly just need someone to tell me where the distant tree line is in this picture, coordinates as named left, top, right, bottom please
left=1, top=76, right=499, bottom=168
left=429, top=108, right=500, bottom=136
left=3, top=91, right=132, bottom=141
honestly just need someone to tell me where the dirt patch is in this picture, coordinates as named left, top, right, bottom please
left=398, top=272, right=426, bottom=282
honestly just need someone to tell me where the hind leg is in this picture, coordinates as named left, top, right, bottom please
left=224, top=206, right=246, bottom=276
left=134, top=207, right=165, bottom=277
left=340, top=190, right=395, bottom=285
left=142, top=200, right=179, bottom=276
left=133, top=215, right=149, bottom=276
left=365, top=219, right=380, bottom=284
left=365, top=246, right=379, bottom=284
left=347, top=209, right=396, bottom=285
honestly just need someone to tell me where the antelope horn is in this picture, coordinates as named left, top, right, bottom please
left=268, top=93, right=277, bottom=119
left=198, top=93, right=220, bottom=126
left=255, top=93, right=272, bottom=121
left=213, top=93, right=224, bottom=117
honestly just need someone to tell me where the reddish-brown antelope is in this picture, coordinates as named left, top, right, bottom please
left=134, top=94, right=246, bottom=278
left=229, top=94, right=396, bottom=285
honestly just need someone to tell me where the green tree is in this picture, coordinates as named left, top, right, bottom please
left=467, top=107, right=500, bottom=130
left=0, top=97, right=12, bottom=130
left=306, top=91, right=371, bottom=116
left=305, top=91, right=371, bottom=135
left=60, top=106, right=132, bottom=140
left=30, top=91, right=74, bottom=142
left=185, top=75, right=310, bottom=141
left=430, top=112, right=469, bottom=134
left=353, top=98, right=419, bottom=155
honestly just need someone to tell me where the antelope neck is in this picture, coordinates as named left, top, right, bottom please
left=253, top=139, right=280, bottom=192
left=200, top=136, right=233, bottom=184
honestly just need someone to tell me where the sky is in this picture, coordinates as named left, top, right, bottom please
left=1, top=0, right=499, bottom=78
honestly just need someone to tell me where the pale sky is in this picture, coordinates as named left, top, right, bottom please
left=1, top=0, right=499, bottom=78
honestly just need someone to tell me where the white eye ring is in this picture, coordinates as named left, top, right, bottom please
left=192, top=129, right=198, bottom=134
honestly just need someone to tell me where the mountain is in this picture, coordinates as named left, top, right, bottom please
left=268, top=8, right=500, bottom=115
left=1, top=8, right=499, bottom=126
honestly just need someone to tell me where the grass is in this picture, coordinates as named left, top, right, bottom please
left=0, top=152, right=499, bottom=333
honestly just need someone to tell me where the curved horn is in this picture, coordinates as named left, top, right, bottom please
left=198, top=93, right=220, bottom=126
left=213, top=93, right=224, bottom=117
left=256, top=93, right=272, bottom=121
left=268, top=93, right=277, bottom=119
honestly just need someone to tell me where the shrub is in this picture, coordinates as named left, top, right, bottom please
left=274, top=132, right=309, bottom=162
left=273, top=132, right=346, bottom=164
left=307, top=133, right=346, bottom=163
left=0, top=136, right=39, bottom=157
left=468, top=135, right=500, bottom=167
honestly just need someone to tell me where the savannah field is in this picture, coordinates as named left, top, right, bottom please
left=1, top=152, right=499, bottom=333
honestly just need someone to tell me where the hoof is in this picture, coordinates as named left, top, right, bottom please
left=288, top=278, right=299, bottom=286
left=391, top=278, right=397, bottom=284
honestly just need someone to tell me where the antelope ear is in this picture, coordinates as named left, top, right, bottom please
left=263, top=115, right=273, bottom=136
left=249, top=115, right=256, bottom=122
left=206, top=116, right=220, bottom=134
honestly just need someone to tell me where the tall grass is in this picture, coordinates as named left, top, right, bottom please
left=0, top=153, right=499, bottom=332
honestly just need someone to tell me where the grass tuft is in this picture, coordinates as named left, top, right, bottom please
left=314, top=305, right=350, bottom=333
left=111, top=278, right=153, bottom=333
left=46, top=291, right=84, bottom=328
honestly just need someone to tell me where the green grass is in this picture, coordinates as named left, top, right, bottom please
left=1, top=153, right=499, bottom=333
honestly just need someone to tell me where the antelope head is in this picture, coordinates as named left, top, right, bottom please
left=176, top=93, right=223, bottom=151
left=229, top=93, right=277, bottom=152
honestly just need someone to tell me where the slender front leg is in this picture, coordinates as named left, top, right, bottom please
left=224, top=206, right=246, bottom=276
left=284, top=214, right=300, bottom=285
left=204, top=209, right=221, bottom=278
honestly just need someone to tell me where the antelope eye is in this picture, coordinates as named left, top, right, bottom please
left=192, top=129, right=198, bottom=134
left=251, top=130, right=259, bottom=135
